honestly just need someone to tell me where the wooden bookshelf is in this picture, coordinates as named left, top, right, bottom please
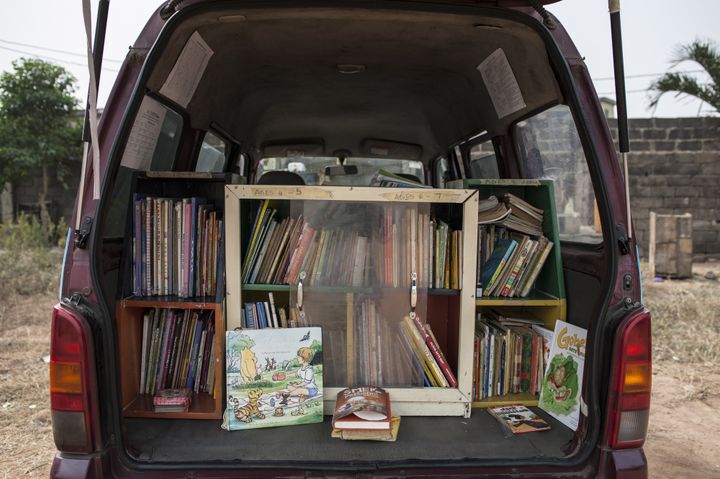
left=225, top=185, right=479, bottom=417
left=449, top=179, right=567, bottom=409
left=115, top=172, right=234, bottom=419
left=116, top=299, right=224, bottom=419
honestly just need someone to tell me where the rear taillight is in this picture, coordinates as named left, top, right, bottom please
left=50, top=304, right=96, bottom=453
left=605, top=310, right=652, bottom=448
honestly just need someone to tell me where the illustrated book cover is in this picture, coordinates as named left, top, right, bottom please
left=538, top=320, right=587, bottom=431
left=488, top=404, right=550, bottom=434
left=223, top=327, right=323, bottom=430
left=332, top=386, right=392, bottom=430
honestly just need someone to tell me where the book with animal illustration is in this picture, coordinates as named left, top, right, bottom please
left=223, top=327, right=323, bottom=430
left=538, top=320, right=587, bottom=431
left=487, top=404, right=550, bottom=434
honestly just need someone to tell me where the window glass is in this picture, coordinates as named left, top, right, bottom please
left=256, top=157, right=424, bottom=186
left=468, top=141, right=499, bottom=179
left=120, top=96, right=183, bottom=171
left=196, top=131, right=228, bottom=172
left=149, top=103, right=182, bottom=171
left=514, top=105, right=602, bottom=243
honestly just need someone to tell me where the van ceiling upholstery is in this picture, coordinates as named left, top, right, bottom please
left=147, top=8, right=561, bottom=162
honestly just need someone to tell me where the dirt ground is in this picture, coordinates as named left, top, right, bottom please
left=0, top=266, right=719, bottom=478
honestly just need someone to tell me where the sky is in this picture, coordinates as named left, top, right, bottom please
left=0, top=0, right=718, bottom=118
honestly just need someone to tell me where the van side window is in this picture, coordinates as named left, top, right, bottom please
left=468, top=141, right=500, bottom=179
left=196, top=130, right=228, bottom=172
left=120, top=96, right=183, bottom=171
left=514, top=105, right=603, bottom=243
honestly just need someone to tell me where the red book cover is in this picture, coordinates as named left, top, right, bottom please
left=153, top=388, right=192, bottom=408
left=332, top=386, right=392, bottom=430
left=285, top=224, right=316, bottom=284
left=410, top=315, right=459, bottom=388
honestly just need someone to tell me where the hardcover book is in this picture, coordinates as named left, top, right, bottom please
left=332, top=386, right=392, bottom=430
left=488, top=404, right=550, bottom=434
left=538, top=320, right=587, bottom=431
left=223, top=327, right=323, bottom=430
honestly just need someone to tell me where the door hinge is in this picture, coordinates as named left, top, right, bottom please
left=74, top=216, right=93, bottom=249
left=616, top=224, right=631, bottom=255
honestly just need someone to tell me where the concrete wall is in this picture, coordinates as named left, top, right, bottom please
left=607, top=117, right=720, bottom=259
left=5, top=159, right=80, bottom=225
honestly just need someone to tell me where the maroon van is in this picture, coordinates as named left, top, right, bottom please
left=50, top=1, right=649, bottom=478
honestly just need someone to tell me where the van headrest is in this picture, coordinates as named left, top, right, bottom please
left=256, top=170, right=305, bottom=185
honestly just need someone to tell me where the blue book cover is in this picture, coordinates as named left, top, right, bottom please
left=481, top=238, right=517, bottom=293
left=243, top=303, right=254, bottom=329
left=185, top=315, right=206, bottom=389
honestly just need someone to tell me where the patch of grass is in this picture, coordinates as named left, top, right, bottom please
left=642, top=263, right=720, bottom=365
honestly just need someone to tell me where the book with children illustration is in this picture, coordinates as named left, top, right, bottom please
left=538, top=320, right=586, bottom=431
left=223, top=327, right=323, bottom=430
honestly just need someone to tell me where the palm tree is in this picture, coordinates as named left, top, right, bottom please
left=649, top=40, right=720, bottom=113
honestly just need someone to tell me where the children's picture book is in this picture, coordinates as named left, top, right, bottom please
left=538, top=320, right=587, bottom=431
left=153, top=387, right=192, bottom=413
left=488, top=404, right=550, bottom=434
left=332, top=386, right=392, bottom=430
left=331, top=416, right=401, bottom=441
left=223, top=327, right=323, bottom=430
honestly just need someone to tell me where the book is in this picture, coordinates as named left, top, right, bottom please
left=153, top=387, right=193, bottom=413
left=409, top=314, right=458, bottom=387
left=481, top=238, right=517, bottom=296
left=224, top=327, right=323, bottom=430
left=488, top=405, right=551, bottom=434
left=331, top=415, right=401, bottom=441
left=538, top=320, right=587, bottom=431
left=332, top=386, right=392, bottom=430
left=369, top=169, right=430, bottom=188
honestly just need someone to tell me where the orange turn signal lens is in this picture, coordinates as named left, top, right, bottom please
left=624, top=362, right=651, bottom=394
left=50, top=361, right=82, bottom=394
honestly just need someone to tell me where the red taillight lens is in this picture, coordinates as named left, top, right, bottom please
left=605, top=310, right=652, bottom=448
left=50, top=305, right=95, bottom=453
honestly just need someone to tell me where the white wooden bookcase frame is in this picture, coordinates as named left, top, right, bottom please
left=224, top=185, right=479, bottom=417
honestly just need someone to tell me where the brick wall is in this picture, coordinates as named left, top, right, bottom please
left=607, top=117, right=720, bottom=259
left=9, top=159, right=80, bottom=225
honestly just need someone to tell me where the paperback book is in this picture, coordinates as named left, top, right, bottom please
left=488, top=404, right=551, bottom=434
left=153, top=387, right=193, bottom=413
left=538, top=320, right=587, bottom=431
left=223, top=327, right=323, bottom=430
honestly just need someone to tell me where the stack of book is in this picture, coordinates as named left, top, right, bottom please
left=153, top=387, right=193, bottom=413
left=472, top=312, right=551, bottom=401
left=476, top=194, right=553, bottom=298
left=139, top=308, right=217, bottom=396
left=397, top=314, right=458, bottom=388
left=131, top=195, right=223, bottom=298
left=369, top=169, right=429, bottom=188
left=242, top=293, right=290, bottom=329
left=331, top=386, right=400, bottom=441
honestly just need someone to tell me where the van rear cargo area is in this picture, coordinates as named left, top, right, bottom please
left=124, top=410, right=574, bottom=464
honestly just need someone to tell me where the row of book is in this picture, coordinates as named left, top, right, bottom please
left=476, top=194, right=553, bottom=297
left=132, top=195, right=223, bottom=298
left=397, top=314, right=458, bottom=388
left=139, top=308, right=217, bottom=397
left=472, top=312, right=552, bottom=401
left=242, top=200, right=463, bottom=290
left=241, top=294, right=296, bottom=329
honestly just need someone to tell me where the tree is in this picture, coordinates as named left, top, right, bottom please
left=649, top=40, right=720, bottom=114
left=0, top=58, right=82, bottom=238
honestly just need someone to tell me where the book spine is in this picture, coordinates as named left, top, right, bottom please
left=410, top=315, right=458, bottom=387
left=401, top=317, right=448, bottom=387
left=520, top=240, right=554, bottom=297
